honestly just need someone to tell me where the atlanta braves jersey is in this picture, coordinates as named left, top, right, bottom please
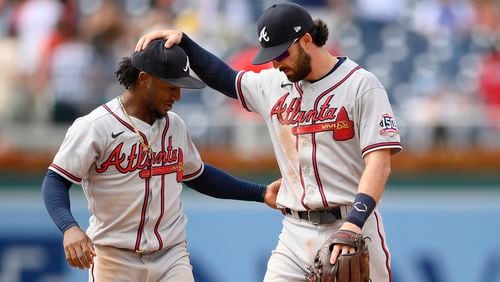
left=235, top=57, right=402, bottom=211
left=49, top=98, right=203, bottom=253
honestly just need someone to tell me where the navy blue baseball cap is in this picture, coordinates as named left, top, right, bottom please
left=131, top=39, right=205, bottom=89
left=252, top=3, right=314, bottom=65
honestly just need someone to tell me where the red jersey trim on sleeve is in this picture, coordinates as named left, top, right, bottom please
left=49, top=163, right=82, bottom=183
left=361, top=142, right=402, bottom=157
left=236, top=71, right=251, bottom=112
left=183, top=164, right=204, bottom=181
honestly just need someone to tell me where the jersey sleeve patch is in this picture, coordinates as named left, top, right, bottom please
left=378, top=113, right=399, bottom=137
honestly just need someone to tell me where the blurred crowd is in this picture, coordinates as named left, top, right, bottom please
left=0, top=0, right=499, bottom=154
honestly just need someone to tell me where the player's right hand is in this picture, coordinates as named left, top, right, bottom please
left=264, top=178, right=282, bottom=209
left=135, top=29, right=183, bottom=52
left=63, top=226, right=97, bottom=269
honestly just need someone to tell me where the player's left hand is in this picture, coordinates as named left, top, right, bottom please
left=63, top=226, right=97, bottom=269
left=264, top=178, right=281, bottom=209
left=330, top=222, right=362, bottom=264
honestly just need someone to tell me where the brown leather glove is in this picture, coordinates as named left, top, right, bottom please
left=306, top=230, right=370, bottom=282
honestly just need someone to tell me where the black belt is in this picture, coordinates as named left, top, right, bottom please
left=284, top=207, right=342, bottom=225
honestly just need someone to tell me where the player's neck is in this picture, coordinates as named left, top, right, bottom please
left=120, top=92, right=155, bottom=125
left=305, top=50, right=337, bottom=82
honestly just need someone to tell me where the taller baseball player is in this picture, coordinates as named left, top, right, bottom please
left=136, top=2, right=402, bottom=281
left=41, top=40, right=280, bottom=282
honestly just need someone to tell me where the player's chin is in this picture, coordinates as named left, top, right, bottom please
left=154, top=110, right=168, bottom=120
left=286, top=74, right=301, bottom=83
left=281, top=69, right=299, bottom=82
left=162, top=103, right=173, bottom=112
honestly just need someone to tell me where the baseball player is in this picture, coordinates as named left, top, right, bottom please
left=136, top=2, right=402, bottom=281
left=41, top=40, right=280, bottom=282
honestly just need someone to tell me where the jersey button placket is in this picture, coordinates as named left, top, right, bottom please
left=306, top=89, right=313, bottom=107
left=147, top=125, right=158, bottom=252
left=143, top=124, right=156, bottom=250
left=307, top=186, right=315, bottom=195
left=303, top=166, right=310, bottom=174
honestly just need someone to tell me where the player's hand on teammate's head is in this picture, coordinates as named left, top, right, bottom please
left=63, top=226, right=97, bottom=269
left=135, top=30, right=183, bottom=52
left=264, top=178, right=282, bottom=209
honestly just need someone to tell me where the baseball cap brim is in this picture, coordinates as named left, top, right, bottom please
left=252, top=39, right=295, bottom=65
left=160, top=76, right=206, bottom=89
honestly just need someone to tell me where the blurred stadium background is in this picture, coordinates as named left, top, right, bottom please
left=1, top=0, right=500, bottom=281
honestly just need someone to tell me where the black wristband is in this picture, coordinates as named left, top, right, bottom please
left=346, top=193, right=377, bottom=229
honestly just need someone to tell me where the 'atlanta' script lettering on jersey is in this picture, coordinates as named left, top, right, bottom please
left=95, top=136, right=184, bottom=180
left=270, top=93, right=337, bottom=125
left=270, top=93, right=355, bottom=140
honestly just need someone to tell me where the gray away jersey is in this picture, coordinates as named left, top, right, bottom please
left=49, top=98, right=204, bottom=252
left=235, top=57, right=402, bottom=211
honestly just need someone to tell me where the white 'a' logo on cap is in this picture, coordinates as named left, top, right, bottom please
left=294, top=26, right=302, bottom=32
left=183, top=59, right=190, bottom=72
left=259, top=26, right=270, bottom=42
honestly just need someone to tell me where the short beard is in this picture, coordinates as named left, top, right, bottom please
left=154, top=111, right=167, bottom=120
left=146, top=103, right=167, bottom=121
left=286, top=44, right=312, bottom=82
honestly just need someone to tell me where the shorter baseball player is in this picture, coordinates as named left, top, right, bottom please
left=41, top=40, right=280, bottom=282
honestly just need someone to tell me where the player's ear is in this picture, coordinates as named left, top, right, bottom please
left=300, top=33, right=313, bottom=49
left=137, top=71, right=151, bottom=87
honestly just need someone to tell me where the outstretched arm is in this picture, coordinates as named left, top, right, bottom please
left=136, top=30, right=239, bottom=99
left=184, top=164, right=281, bottom=209
left=41, top=170, right=96, bottom=269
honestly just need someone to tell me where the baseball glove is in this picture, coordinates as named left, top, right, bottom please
left=306, top=230, right=370, bottom=282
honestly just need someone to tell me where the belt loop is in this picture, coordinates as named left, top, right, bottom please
left=340, top=204, right=351, bottom=219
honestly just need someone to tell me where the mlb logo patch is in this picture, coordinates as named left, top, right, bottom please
left=379, top=113, right=399, bottom=137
